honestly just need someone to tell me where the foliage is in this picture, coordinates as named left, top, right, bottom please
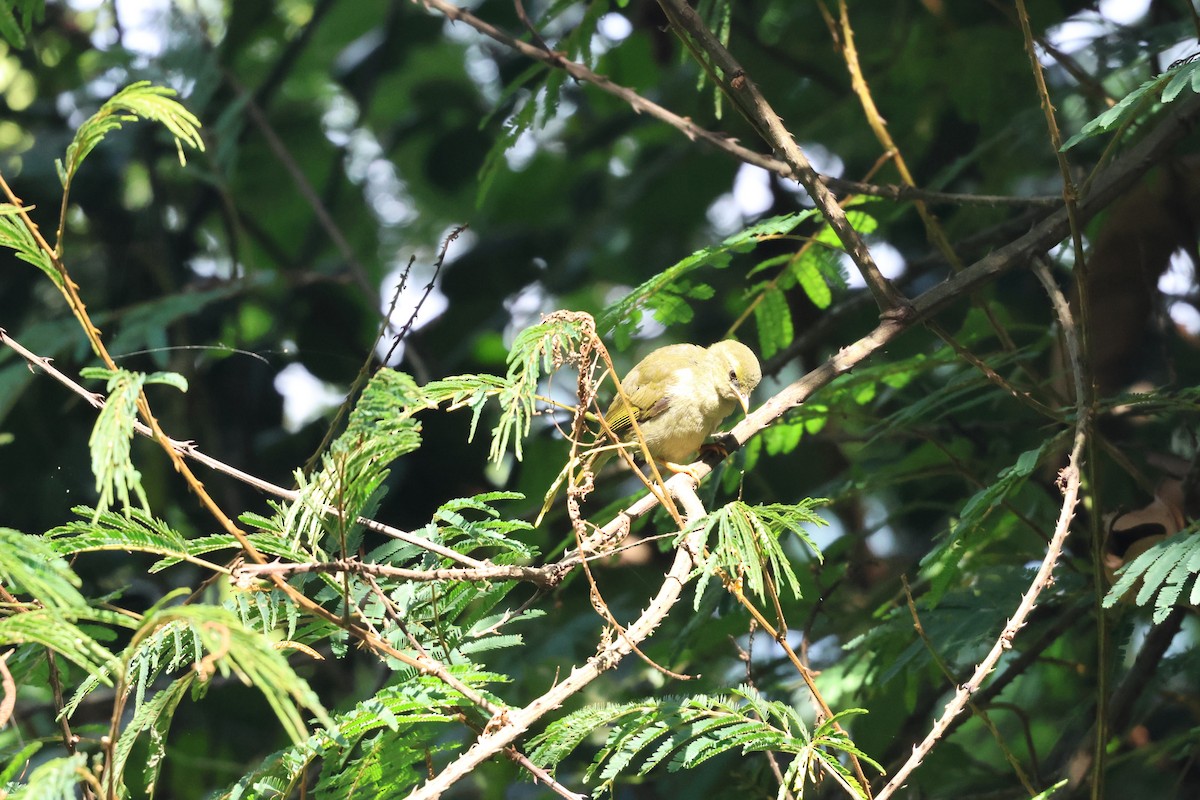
left=0, top=3, right=1199, bottom=800
left=529, top=685, right=878, bottom=799
left=1104, top=524, right=1200, bottom=623
left=0, top=0, right=40, bottom=50
left=79, top=367, right=187, bottom=520
left=60, top=81, right=205, bottom=185
left=686, top=499, right=826, bottom=609
left=1061, top=54, right=1200, bottom=151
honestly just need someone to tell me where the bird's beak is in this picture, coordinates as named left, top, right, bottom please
left=737, top=390, right=750, bottom=415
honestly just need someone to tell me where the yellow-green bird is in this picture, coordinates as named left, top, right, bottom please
left=592, top=340, right=762, bottom=476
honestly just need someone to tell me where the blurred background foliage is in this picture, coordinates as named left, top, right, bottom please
left=2, top=0, right=1200, bottom=797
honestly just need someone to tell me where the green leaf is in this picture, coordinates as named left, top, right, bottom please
left=8, top=753, right=89, bottom=800
left=80, top=367, right=164, bottom=520
left=0, top=608, right=119, bottom=682
left=214, top=672, right=483, bottom=799
left=0, top=205, right=59, bottom=287
left=529, top=686, right=876, bottom=797
left=0, top=527, right=89, bottom=612
left=426, top=314, right=590, bottom=464
left=0, top=741, right=44, bottom=785
left=919, top=443, right=1049, bottom=605
left=685, top=499, right=826, bottom=608
left=791, top=248, right=838, bottom=309
left=282, top=368, right=428, bottom=551
left=0, top=0, right=39, bottom=49
left=1061, top=62, right=1200, bottom=150
left=1104, top=525, right=1200, bottom=622
left=129, top=605, right=333, bottom=745
left=111, top=674, right=195, bottom=794
left=753, top=287, right=793, bottom=359
left=62, top=81, right=205, bottom=187
left=600, top=212, right=814, bottom=342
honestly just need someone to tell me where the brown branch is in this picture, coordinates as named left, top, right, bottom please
left=683, top=515, right=874, bottom=795
left=222, top=70, right=379, bottom=306
left=900, top=579, right=1039, bottom=795
left=363, top=572, right=587, bottom=800
left=823, top=178, right=1060, bottom=208
left=822, top=0, right=1018, bottom=351
left=1060, top=606, right=1188, bottom=788
left=655, top=0, right=906, bottom=316
left=726, top=89, right=1200, bottom=458
left=0, top=650, right=14, bottom=730
left=872, top=220, right=1094, bottom=800
left=1014, top=0, right=1091, bottom=381
left=551, top=89, right=1200, bottom=583
left=413, top=1, right=1044, bottom=220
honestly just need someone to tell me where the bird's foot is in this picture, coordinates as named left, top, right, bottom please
left=697, top=441, right=731, bottom=460
left=660, top=460, right=705, bottom=483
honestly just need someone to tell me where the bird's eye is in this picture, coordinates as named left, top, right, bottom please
left=728, top=369, right=737, bottom=381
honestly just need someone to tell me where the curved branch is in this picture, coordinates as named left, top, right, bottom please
left=407, top=474, right=710, bottom=800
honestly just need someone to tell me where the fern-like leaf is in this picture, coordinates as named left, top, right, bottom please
left=0, top=204, right=59, bottom=286
left=0, top=608, right=120, bottom=682
left=282, top=369, right=427, bottom=553
left=685, top=500, right=826, bottom=609
left=1062, top=58, right=1200, bottom=150
left=7, top=753, right=89, bottom=800
left=1104, top=525, right=1200, bottom=622
left=60, top=81, right=205, bottom=185
left=600, top=212, right=813, bottom=348
left=529, top=686, right=877, bottom=797
left=111, top=674, right=194, bottom=797
left=79, top=368, right=186, bottom=520
left=426, top=314, right=591, bottom=463
left=214, top=671, right=488, bottom=800
left=128, top=605, right=333, bottom=744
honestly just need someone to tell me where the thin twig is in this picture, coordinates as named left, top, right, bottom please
left=733, top=630, right=797, bottom=800
left=235, top=557, right=564, bottom=587
left=365, top=572, right=587, bottom=800
left=822, top=0, right=1020, bottom=351
left=384, top=225, right=462, bottom=364
left=222, top=70, right=378, bottom=305
left=900, top=578, right=1039, bottom=795
left=0, top=328, right=485, bottom=570
left=551, top=89, right=1200, bottom=579
left=0, top=197, right=516, bottom=790
left=1060, top=606, right=1187, bottom=787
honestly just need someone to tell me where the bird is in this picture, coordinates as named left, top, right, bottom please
left=590, top=340, right=762, bottom=478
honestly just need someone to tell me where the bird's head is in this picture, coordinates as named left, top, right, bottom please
left=708, top=340, right=762, bottom=414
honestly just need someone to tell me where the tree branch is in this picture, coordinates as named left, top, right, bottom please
left=0, top=328, right=486, bottom=571
left=406, top=473, right=711, bottom=800
left=655, top=0, right=906, bottom=315
left=871, top=216, right=1093, bottom=800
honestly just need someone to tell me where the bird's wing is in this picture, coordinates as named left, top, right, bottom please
left=604, top=344, right=702, bottom=435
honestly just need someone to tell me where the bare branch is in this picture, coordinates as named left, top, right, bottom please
left=235, top=557, right=565, bottom=588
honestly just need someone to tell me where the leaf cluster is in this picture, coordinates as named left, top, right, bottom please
left=529, top=685, right=878, bottom=799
